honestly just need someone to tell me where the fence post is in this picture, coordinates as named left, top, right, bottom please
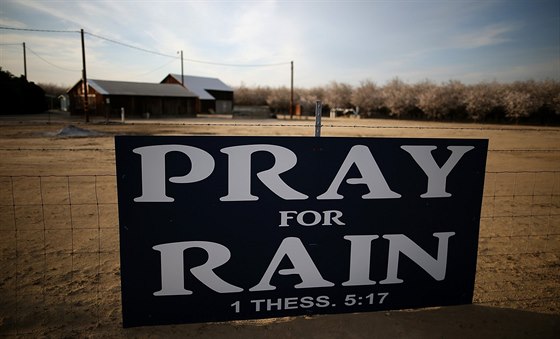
left=315, top=100, right=322, bottom=137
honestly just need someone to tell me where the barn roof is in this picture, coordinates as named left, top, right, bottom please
left=166, top=74, right=233, bottom=100
left=85, top=79, right=198, bottom=97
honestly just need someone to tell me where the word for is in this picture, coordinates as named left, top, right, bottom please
left=279, top=210, right=345, bottom=227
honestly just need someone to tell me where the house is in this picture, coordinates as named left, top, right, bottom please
left=67, top=79, right=198, bottom=117
left=161, top=74, right=234, bottom=114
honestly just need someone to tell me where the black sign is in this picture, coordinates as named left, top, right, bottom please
left=115, top=136, right=488, bottom=327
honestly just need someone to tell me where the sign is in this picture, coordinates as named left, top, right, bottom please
left=115, top=136, right=488, bottom=327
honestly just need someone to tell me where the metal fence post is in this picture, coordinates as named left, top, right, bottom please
left=315, top=100, right=322, bottom=137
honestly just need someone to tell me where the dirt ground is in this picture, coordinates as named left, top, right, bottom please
left=0, top=111, right=559, bottom=337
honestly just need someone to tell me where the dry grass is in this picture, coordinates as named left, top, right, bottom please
left=1, top=114, right=559, bottom=337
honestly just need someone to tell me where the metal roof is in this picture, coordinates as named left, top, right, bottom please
left=167, top=74, right=233, bottom=100
left=88, top=79, right=198, bottom=98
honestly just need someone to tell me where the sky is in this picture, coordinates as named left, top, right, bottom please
left=0, top=0, right=559, bottom=89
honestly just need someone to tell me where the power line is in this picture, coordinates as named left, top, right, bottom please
left=0, top=26, right=79, bottom=33
left=84, top=31, right=178, bottom=59
left=134, top=58, right=178, bottom=77
left=1, top=25, right=292, bottom=69
left=26, top=46, right=80, bottom=72
left=184, top=57, right=291, bottom=67
left=85, top=31, right=290, bottom=67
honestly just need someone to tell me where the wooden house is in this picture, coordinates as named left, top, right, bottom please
left=67, top=79, right=198, bottom=117
left=161, top=74, right=234, bottom=114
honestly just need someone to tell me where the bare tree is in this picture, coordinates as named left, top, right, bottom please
left=299, top=86, right=325, bottom=115
left=417, top=80, right=465, bottom=120
left=233, top=78, right=559, bottom=123
left=351, top=80, right=384, bottom=115
left=267, top=86, right=292, bottom=113
left=382, top=77, right=417, bottom=118
left=501, top=81, right=545, bottom=122
left=503, top=89, right=539, bottom=121
left=415, top=80, right=438, bottom=118
left=233, top=83, right=270, bottom=106
left=38, top=82, right=68, bottom=97
left=553, top=92, right=560, bottom=115
left=463, top=82, right=502, bottom=122
left=252, top=86, right=272, bottom=106
left=233, top=83, right=253, bottom=106
left=534, top=80, right=560, bottom=115
left=324, top=81, right=353, bottom=109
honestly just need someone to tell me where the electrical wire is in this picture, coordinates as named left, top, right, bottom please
left=85, top=31, right=290, bottom=67
left=1, top=25, right=292, bottom=69
left=26, top=46, right=80, bottom=72
left=184, top=57, right=291, bottom=67
left=134, top=58, right=178, bottom=77
left=84, top=31, right=178, bottom=59
left=0, top=26, right=79, bottom=33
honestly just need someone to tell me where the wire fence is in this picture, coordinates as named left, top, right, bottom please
left=475, top=170, right=560, bottom=313
left=0, top=170, right=559, bottom=336
left=0, top=175, right=119, bottom=336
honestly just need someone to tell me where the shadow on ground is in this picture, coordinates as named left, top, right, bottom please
left=101, top=305, right=560, bottom=338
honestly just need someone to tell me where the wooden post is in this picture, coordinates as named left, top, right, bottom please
left=180, top=50, right=184, bottom=86
left=290, top=61, right=294, bottom=119
left=22, top=42, right=27, bottom=80
left=81, top=29, right=89, bottom=123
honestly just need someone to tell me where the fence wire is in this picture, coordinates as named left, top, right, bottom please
left=474, top=171, right=560, bottom=312
left=0, top=175, right=120, bottom=336
left=0, top=170, right=559, bottom=336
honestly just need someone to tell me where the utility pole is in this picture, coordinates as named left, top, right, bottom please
left=290, top=60, right=294, bottom=119
left=81, top=29, right=89, bottom=123
left=180, top=50, right=184, bottom=86
left=22, top=42, right=27, bottom=80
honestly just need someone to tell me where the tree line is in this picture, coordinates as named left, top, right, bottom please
left=0, top=68, right=47, bottom=115
left=5, top=67, right=558, bottom=125
left=234, top=78, right=560, bottom=124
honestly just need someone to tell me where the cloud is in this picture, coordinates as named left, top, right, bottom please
left=461, top=58, right=560, bottom=83
left=3, top=0, right=557, bottom=87
left=0, top=17, right=26, bottom=28
left=453, top=22, right=520, bottom=49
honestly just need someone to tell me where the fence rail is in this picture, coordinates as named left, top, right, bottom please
left=0, top=170, right=559, bottom=336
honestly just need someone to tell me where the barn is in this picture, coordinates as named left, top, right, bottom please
left=161, top=74, right=234, bottom=114
left=67, top=79, right=198, bottom=117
